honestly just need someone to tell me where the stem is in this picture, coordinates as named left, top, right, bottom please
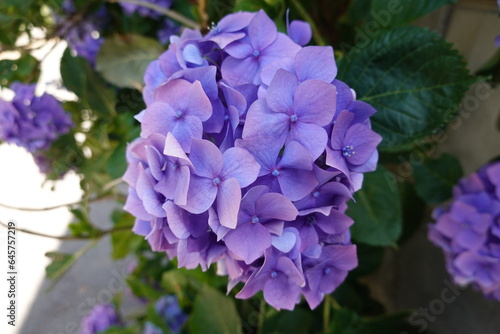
left=0, top=194, right=123, bottom=212
left=323, top=294, right=331, bottom=334
left=256, top=297, right=266, bottom=334
left=109, top=0, right=200, bottom=30
left=0, top=220, right=133, bottom=240
left=288, top=0, right=327, bottom=46
left=198, top=0, right=209, bottom=32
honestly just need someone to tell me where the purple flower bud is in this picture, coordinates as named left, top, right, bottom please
left=80, top=303, right=121, bottom=334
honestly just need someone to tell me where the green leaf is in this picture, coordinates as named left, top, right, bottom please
left=370, top=0, right=457, bottom=28
left=60, top=48, right=116, bottom=116
left=126, top=276, right=163, bottom=300
left=45, top=241, right=96, bottom=281
left=349, top=0, right=457, bottom=27
left=413, top=153, right=463, bottom=204
left=349, top=243, right=384, bottom=278
left=110, top=210, right=140, bottom=260
left=96, top=34, right=163, bottom=89
left=0, top=55, right=39, bottom=86
left=347, top=166, right=402, bottom=246
left=329, top=308, right=437, bottom=334
left=337, top=26, right=477, bottom=151
left=189, top=285, right=242, bottom=334
left=107, top=142, right=128, bottom=180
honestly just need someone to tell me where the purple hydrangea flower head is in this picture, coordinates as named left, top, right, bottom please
left=126, top=9, right=382, bottom=310
left=0, top=83, right=73, bottom=153
left=429, top=162, right=500, bottom=301
left=58, top=1, right=108, bottom=66
left=121, top=0, right=173, bottom=18
left=80, top=303, right=121, bottom=334
left=154, top=295, right=187, bottom=333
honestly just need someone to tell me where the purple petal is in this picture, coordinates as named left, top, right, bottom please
left=242, top=99, right=289, bottom=143
left=279, top=168, right=318, bottom=201
left=288, top=122, right=328, bottom=160
left=189, top=138, right=222, bottom=178
left=279, top=140, right=314, bottom=171
left=221, top=56, right=260, bottom=86
left=256, top=193, right=298, bottom=221
left=272, top=230, right=297, bottom=253
left=293, top=79, right=336, bottom=126
left=225, top=222, right=271, bottom=264
left=182, top=175, right=217, bottom=214
left=294, top=46, right=336, bottom=82
left=221, top=147, right=260, bottom=187
left=288, top=20, right=312, bottom=46
left=217, top=178, right=242, bottom=229
left=344, top=123, right=382, bottom=165
left=249, top=10, right=277, bottom=51
left=164, top=201, right=190, bottom=239
left=266, top=69, right=298, bottom=113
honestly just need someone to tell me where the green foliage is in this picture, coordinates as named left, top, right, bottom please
left=413, top=153, right=463, bottom=204
left=0, top=55, right=39, bottom=86
left=348, top=166, right=402, bottom=246
left=329, top=308, right=436, bottom=334
left=96, top=34, right=163, bottom=89
left=338, top=26, right=476, bottom=152
left=189, top=285, right=243, bottom=334
left=110, top=210, right=141, bottom=260
left=61, top=48, right=117, bottom=116
left=350, top=0, right=458, bottom=28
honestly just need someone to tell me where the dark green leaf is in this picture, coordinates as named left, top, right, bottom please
left=45, top=242, right=95, bottom=281
left=126, top=276, right=163, bottom=300
left=349, top=243, right=384, bottom=278
left=110, top=210, right=140, bottom=260
left=0, top=55, right=39, bottom=86
left=337, top=26, right=477, bottom=151
left=60, top=48, right=116, bottom=115
left=370, top=0, right=457, bottom=28
left=96, top=34, right=163, bottom=89
left=349, top=0, right=457, bottom=27
left=107, top=142, right=128, bottom=180
left=399, top=181, right=426, bottom=243
left=347, top=166, right=402, bottom=246
left=189, top=285, right=242, bottom=334
left=412, top=153, right=463, bottom=204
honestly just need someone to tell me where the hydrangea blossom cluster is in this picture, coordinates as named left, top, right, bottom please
left=58, top=0, right=108, bottom=65
left=0, top=83, right=73, bottom=153
left=80, top=303, right=122, bottom=334
left=429, top=162, right=500, bottom=301
left=143, top=295, right=187, bottom=334
left=125, top=10, right=382, bottom=310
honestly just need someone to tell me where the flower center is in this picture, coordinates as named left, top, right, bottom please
left=224, top=114, right=230, bottom=121
left=290, top=114, right=298, bottom=123
left=306, top=215, right=316, bottom=225
left=313, top=191, right=320, bottom=198
left=172, top=162, right=179, bottom=170
left=252, top=50, right=260, bottom=58
left=176, top=110, right=184, bottom=118
left=270, top=271, right=278, bottom=278
left=212, top=177, right=221, bottom=186
left=324, top=267, right=332, bottom=275
left=251, top=216, right=260, bottom=224
left=342, top=145, right=355, bottom=157
left=272, top=169, right=280, bottom=177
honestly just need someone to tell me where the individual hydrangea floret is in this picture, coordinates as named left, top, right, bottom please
left=429, top=162, right=500, bottom=301
left=0, top=83, right=73, bottom=153
left=124, top=9, right=381, bottom=310
left=80, top=303, right=122, bottom=334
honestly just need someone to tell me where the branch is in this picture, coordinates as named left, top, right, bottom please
left=0, top=194, right=124, bottom=212
left=0, top=220, right=134, bottom=240
left=109, top=0, right=200, bottom=30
